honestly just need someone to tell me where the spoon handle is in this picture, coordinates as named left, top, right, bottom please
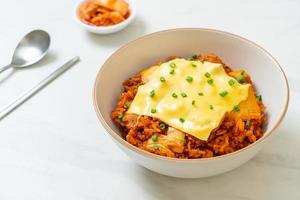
left=0, top=64, right=12, bottom=73
left=0, top=56, right=80, bottom=120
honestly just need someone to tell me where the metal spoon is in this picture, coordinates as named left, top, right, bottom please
left=0, top=30, right=50, bottom=73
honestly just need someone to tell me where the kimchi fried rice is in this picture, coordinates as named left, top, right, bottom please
left=111, top=53, right=266, bottom=159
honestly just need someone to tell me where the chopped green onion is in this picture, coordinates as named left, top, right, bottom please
left=169, top=62, right=176, bottom=68
left=233, top=105, right=240, bottom=112
left=186, top=76, right=193, bottom=83
left=149, top=90, right=155, bottom=97
left=117, top=113, right=123, bottom=120
left=209, top=105, right=214, bottom=110
left=151, top=108, right=157, bottom=113
left=124, top=101, right=131, bottom=109
left=151, top=134, right=158, bottom=142
left=256, top=95, right=262, bottom=101
left=179, top=118, right=185, bottom=123
left=198, top=92, right=204, bottom=96
left=201, top=60, right=205, bottom=64
left=245, top=120, right=251, bottom=127
left=207, top=79, right=214, bottom=85
left=192, top=100, right=196, bottom=105
left=204, top=72, right=211, bottom=78
left=236, top=76, right=246, bottom=83
left=181, top=92, right=187, bottom=98
left=219, top=90, right=228, bottom=97
left=160, top=76, right=166, bottom=82
left=169, top=69, right=175, bottom=75
left=228, top=79, right=235, bottom=86
left=159, top=123, right=166, bottom=130
left=191, top=62, right=197, bottom=67
left=186, top=54, right=197, bottom=61
left=152, top=144, right=159, bottom=150
left=172, top=93, right=178, bottom=98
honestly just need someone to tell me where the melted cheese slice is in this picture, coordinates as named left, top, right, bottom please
left=127, top=59, right=250, bottom=141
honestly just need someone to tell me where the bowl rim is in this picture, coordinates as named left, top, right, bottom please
left=93, top=28, right=290, bottom=163
left=74, top=0, right=136, bottom=31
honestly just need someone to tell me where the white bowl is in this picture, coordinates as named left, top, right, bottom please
left=93, top=28, right=289, bottom=178
left=74, top=0, right=136, bottom=34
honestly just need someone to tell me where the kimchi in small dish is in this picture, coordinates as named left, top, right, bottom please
left=111, top=53, right=266, bottom=159
left=75, top=0, right=135, bottom=34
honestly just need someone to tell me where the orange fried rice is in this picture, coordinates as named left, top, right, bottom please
left=111, top=53, right=266, bottom=159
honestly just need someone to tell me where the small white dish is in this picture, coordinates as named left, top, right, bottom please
left=74, top=0, right=136, bottom=34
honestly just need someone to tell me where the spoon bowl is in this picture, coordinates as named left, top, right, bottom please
left=12, top=30, right=50, bottom=67
left=0, top=30, right=50, bottom=73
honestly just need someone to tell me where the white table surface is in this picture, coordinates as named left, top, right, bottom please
left=0, top=0, right=299, bottom=199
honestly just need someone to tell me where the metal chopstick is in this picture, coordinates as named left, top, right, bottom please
left=0, top=56, right=80, bottom=120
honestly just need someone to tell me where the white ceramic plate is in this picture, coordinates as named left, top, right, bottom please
left=93, top=28, right=289, bottom=178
